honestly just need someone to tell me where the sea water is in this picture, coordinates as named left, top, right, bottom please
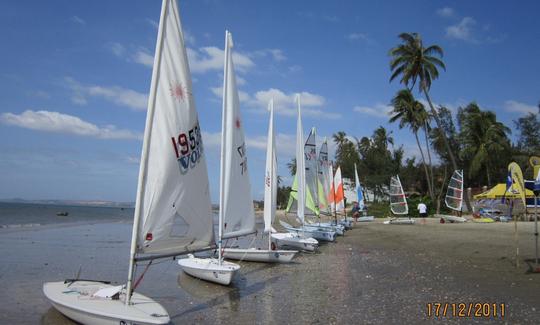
left=0, top=202, right=133, bottom=228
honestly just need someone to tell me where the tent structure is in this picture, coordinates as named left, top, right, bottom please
left=474, top=183, right=540, bottom=207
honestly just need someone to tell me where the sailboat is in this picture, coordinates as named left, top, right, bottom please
left=221, top=91, right=297, bottom=262
left=437, top=170, right=467, bottom=223
left=177, top=31, right=255, bottom=285
left=42, top=1, right=212, bottom=323
left=328, top=165, right=352, bottom=229
left=355, top=163, right=374, bottom=222
left=280, top=96, right=337, bottom=242
left=384, top=175, right=415, bottom=225
left=303, top=128, right=345, bottom=235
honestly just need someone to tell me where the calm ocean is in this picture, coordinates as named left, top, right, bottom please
left=0, top=202, right=134, bottom=228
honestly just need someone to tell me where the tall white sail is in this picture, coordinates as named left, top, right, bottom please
left=264, top=99, right=277, bottom=233
left=133, top=0, right=214, bottom=256
left=220, top=31, right=256, bottom=239
left=295, top=95, right=306, bottom=225
left=445, top=170, right=463, bottom=212
left=354, top=163, right=364, bottom=210
left=390, top=175, right=408, bottom=215
left=304, top=128, right=319, bottom=214
left=334, top=166, right=345, bottom=212
left=318, top=138, right=331, bottom=214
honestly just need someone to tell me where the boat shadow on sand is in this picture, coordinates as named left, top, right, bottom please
left=173, top=273, right=281, bottom=320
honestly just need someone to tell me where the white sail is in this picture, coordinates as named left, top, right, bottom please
left=304, top=128, right=319, bottom=214
left=264, top=99, right=277, bottom=233
left=445, top=169, right=464, bottom=212
left=354, top=163, right=364, bottom=210
left=295, top=95, right=306, bottom=225
left=220, top=31, right=256, bottom=239
left=390, top=175, right=408, bottom=215
left=334, top=166, right=345, bottom=212
left=318, top=138, right=331, bottom=214
left=134, top=0, right=214, bottom=255
left=328, top=164, right=335, bottom=212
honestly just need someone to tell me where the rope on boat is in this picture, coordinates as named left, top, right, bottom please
left=133, top=260, right=152, bottom=290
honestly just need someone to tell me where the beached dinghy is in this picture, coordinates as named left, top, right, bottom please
left=384, top=175, right=415, bottom=225
left=222, top=98, right=297, bottom=263
left=437, top=170, right=467, bottom=223
left=271, top=232, right=319, bottom=252
left=43, top=1, right=214, bottom=323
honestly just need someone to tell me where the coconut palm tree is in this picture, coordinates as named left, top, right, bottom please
left=389, top=89, right=434, bottom=200
left=389, top=32, right=458, bottom=171
left=287, top=158, right=296, bottom=176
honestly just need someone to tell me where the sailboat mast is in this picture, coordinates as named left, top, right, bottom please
left=218, top=31, right=231, bottom=266
left=312, top=127, right=320, bottom=224
left=125, top=0, right=168, bottom=305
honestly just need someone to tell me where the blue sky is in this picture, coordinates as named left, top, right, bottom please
left=1, top=0, right=539, bottom=202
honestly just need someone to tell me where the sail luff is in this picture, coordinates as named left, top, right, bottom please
left=296, top=95, right=306, bottom=225
left=217, top=30, right=230, bottom=263
left=264, top=99, right=275, bottom=233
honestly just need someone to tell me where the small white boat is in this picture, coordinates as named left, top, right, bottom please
left=304, top=222, right=344, bottom=235
left=280, top=220, right=336, bottom=242
left=178, top=254, right=239, bottom=285
left=339, top=218, right=354, bottom=228
left=357, top=216, right=375, bottom=222
left=223, top=248, right=297, bottom=263
left=43, top=281, right=169, bottom=325
left=271, top=232, right=318, bottom=252
left=437, top=214, right=467, bottom=223
left=384, top=218, right=415, bottom=225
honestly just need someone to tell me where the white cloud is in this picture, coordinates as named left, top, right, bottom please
left=145, top=18, right=158, bottom=29
left=0, top=110, right=142, bottom=140
left=132, top=49, right=154, bottom=67
left=186, top=46, right=255, bottom=73
left=353, top=103, right=393, bottom=118
left=346, top=33, right=369, bottom=41
left=70, top=16, right=86, bottom=25
left=183, top=30, right=196, bottom=45
left=27, top=90, right=50, bottom=99
left=446, top=17, right=477, bottom=42
left=126, top=156, right=140, bottom=164
left=251, top=49, right=287, bottom=62
left=504, top=100, right=537, bottom=115
left=288, top=65, right=302, bottom=73
left=107, top=42, right=125, bottom=57
left=210, top=86, right=251, bottom=103
left=436, top=7, right=455, bottom=18
left=65, top=77, right=148, bottom=111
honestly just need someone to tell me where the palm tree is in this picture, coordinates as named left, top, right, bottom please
left=459, top=103, right=511, bottom=185
left=287, top=158, right=296, bottom=176
left=373, top=126, right=394, bottom=149
left=389, top=89, right=434, bottom=200
left=389, top=32, right=458, bottom=171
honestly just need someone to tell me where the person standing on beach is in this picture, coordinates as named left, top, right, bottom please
left=351, top=201, right=361, bottom=222
left=417, top=201, right=427, bottom=224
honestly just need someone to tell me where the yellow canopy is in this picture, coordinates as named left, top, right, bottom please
left=473, top=183, right=534, bottom=200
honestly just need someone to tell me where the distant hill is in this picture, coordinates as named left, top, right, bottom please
left=0, top=198, right=134, bottom=208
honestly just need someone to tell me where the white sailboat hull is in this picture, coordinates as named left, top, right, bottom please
left=280, top=221, right=336, bottom=242
left=177, top=255, right=239, bottom=285
left=384, top=218, right=415, bottom=225
left=271, top=232, right=318, bottom=252
left=305, top=222, right=344, bottom=235
left=223, top=248, right=298, bottom=263
left=437, top=214, right=467, bottom=223
left=43, top=281, right=169, bottom=325
left=357, top=216, right=375, bottom=222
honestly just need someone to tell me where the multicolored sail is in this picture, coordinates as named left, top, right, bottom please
left=318, top=138, right=331, bottom=214
left=354, top=163, right=364, bottom=210
left=445, top=170, right=464, bottom=212
left=389, top=175, right=408, bottom=215
left=333, top=166, right=345, bottom=212
left=304, top=128, right=320, bottom=215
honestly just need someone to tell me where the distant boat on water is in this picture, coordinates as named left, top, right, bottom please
left=56, top=212, right=68, bottom=216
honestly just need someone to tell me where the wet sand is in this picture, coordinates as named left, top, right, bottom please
left=1, top=216, right=539, bottom=324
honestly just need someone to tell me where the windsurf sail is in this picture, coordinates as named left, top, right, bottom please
left=445, top=170, right=464, bottom=212
left=389, top=175, right=408, bottom=215
left=318, top=138, right=331, bottom=214
left=354, top=163, right=364, bottom=210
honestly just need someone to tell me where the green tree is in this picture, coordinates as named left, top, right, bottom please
left=389, top=32, right=458, bottom=171
left=287, top=158, right=296, bottom=176
left=389, top=89, right=434, bottom=200
left=458, top=103, right=511, bottom=186
left=514, top=112, right=540, bottom=155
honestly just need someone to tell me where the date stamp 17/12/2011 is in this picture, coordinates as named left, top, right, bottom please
left=426, top=303, right=506, bottom=318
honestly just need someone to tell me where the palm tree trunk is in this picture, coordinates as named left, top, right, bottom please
left=414, top=131, right=434, bottom=200
left=422, top=90, right=458, bottom=170
left=423, top=89, right=473, bottom=213
left=422, top=121, right=435, bottom=200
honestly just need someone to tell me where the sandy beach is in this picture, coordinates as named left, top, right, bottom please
left=1, top=214, right=539, bottom=324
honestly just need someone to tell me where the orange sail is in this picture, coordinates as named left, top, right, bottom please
left=334, top=166, right=345, bottom=212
